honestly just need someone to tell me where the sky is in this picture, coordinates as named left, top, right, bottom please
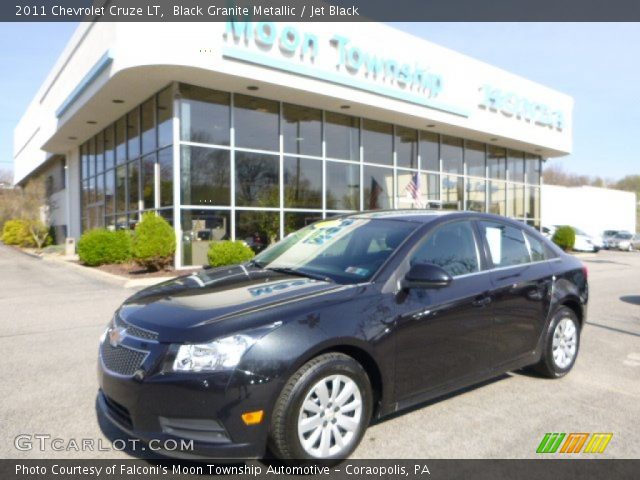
left=1, top=22, right=639, bottom=180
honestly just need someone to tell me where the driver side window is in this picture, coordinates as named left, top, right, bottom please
left=410, top=221, right=480, bottom=277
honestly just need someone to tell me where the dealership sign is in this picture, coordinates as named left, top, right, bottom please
left=222, top=21, right=468, bottom=117
left=478, top=84, right=565, bottom=130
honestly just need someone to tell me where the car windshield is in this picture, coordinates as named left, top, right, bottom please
left=604, top=230, right=618, bottom=236
left=616, top=233, right=633, bottom=239
left=251, top=217, right=419, bottom=284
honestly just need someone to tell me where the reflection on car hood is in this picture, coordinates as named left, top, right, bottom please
left=118, top=265, right=343, bottom=339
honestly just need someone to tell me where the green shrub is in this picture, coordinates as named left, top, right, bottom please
left=208, top=240, right=255, bottom=267
left=552, top=225, right=576, bottom=251
left=78, top=229, right=132, bottom=266
left=131, top=213, right=176, bottom=271
left=1, top=219, right=34, bottom=247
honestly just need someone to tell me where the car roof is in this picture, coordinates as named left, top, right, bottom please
left=342, top=209, right=524, bottom=225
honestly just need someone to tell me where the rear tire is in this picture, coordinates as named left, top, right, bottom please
left=532, top=306, right=580, bottom=378
left=269, top=353, right=372, bottom=463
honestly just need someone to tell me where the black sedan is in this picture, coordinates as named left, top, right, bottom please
left=97, top=211, right=588, bottom=461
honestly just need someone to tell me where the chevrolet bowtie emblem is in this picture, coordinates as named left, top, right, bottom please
left=108, top=326, right=127, bottom=348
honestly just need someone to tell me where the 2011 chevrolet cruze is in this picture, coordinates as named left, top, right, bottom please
left=98, top=211, right=588, bottom=461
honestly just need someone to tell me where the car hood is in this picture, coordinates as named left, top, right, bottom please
left=118, top=265, right=343, bottom=340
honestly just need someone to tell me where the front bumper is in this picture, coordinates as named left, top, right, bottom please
left=97, top=340, right=280, bottom=459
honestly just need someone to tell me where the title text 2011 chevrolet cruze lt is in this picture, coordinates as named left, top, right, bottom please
left=98, top=211, right=588, bottom=461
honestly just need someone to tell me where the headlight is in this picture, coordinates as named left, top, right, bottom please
left=173, top=334, right=256, bottom=372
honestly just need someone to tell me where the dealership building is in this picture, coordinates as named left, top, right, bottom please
left=13, top=21, right=573, bottom=267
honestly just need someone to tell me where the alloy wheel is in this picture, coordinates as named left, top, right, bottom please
left=297, top=374, right=363, bottom=458
left=552, top=318, right=578, bottom=369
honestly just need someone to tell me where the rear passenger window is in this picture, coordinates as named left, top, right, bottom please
left=525, top=233, right=547, bottom=261
left=480, top=221, right=531, bottom=267
left=411, top=221, right=479, bottom=277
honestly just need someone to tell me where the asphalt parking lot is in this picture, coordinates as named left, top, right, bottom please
left=0, top=244, right=638, bottom=459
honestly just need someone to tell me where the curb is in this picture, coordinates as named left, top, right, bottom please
left=41, top=255, right=178, bottom=289
left=42, top=255, right=127, bottom=286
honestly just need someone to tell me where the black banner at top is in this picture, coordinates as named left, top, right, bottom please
left=5, top=0, right=640, bottom=22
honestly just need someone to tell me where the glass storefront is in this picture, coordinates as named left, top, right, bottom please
left=80, top=82, right=543, bottom=267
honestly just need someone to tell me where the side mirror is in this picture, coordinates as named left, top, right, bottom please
left=401, top=263, right=453, bottom=290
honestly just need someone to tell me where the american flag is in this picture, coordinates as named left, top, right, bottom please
left=405, top=173, right=423, bottom=208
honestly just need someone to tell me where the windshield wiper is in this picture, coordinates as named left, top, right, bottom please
left=264, top=267, right=334, bottom=283
left=248, top=259, right=265, bottom=268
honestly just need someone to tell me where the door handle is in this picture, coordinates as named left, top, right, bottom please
left=472, top=295, right=492, bottom=307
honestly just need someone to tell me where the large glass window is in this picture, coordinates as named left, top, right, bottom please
left=488, top=146, right=506, bottom=180
left=236, top=210, right=280, bottom=251
left=115, top=117, right=127, bottom=165
left=115, top=165, right=127, bottom=213
left=181, top=146, right=230, bottom=206
left=157, top=86, right=173, bottom=148
left=284, top=212, right=322, bottom=235
left=526, top=186, right=540, bottom=219
left=325, top=112, right=359, bottom=161
left=282, top=103, right=322, bottom=157
left=141, top=153, right=156, bottom=210
left=420, top=131, right=439, bottom=172
left=181, top=209, right=231, bottom=266
left=86, top=139, right=95, bottom=179
left=508, top=150, right=525, bottom=183
left=441, top=136, right=463, bottom=175
left=509, top=184, right=525, bottom=218
left=180, top=85, right=230, bottom=146
left=396, top=171, right=439, bottom=209
left=235, top=152, right=279, bottom=207
left=465, top=140, right=485, bottom=177
left=127, top=108, right=140, bottom=161
left=489, top=181, right=506, bottom=215
left=442, top=175, right=463, bottom=210
left=479, top=221, right=530, bottom=267
left=95, top=131, right=104, bottom=174
left=362, top=119, right=393, bottom=166
left=128, top=160, right=140, bottom=212
left=104, top=126, right=115, bottom=170
left=326, top=161, right=360, bottom=210
left=104, top=169, right=115, bottom=216
left=158, top=147, right=173, bottom=207
left=525, top=153, right=541, bottom=185
left=396, top=127, right=418, bottom=169
left=364, top=166, right=393, bottom=210
left=283, top=157, right=322, bottom=209
left=141, top=97, right=156, bottom=154
left=234, top=94, right=279, bottom=151
left=411, top=221, right=479, bottom=277
left=466, top=178, right=486, bottom=212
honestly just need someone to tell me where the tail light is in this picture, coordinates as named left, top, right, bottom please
left=582, top=264, right=588, bottom=280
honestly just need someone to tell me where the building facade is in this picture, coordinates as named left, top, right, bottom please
left=13, top=22, right=573, bottom=267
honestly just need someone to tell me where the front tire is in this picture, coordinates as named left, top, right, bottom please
left=269, top=353, right=372, bottom=462
left=533, top=306, right=580, bottom=378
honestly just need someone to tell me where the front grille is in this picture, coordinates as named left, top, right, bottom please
left=114, top=314, right=158, bottom=341
left=100, top=341, right=147, bottom=376
left=102, top=393, right=133, bottom=429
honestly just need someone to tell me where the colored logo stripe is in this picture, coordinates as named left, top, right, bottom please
left=560, top=433, right=589, bottom=453
left=583, top=433, right=613, bottom=453
left=537, top=433, right=566, bottom=453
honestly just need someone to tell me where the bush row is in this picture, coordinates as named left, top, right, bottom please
left=76, top=213, right=255, bottom=269
left=78, top=213, right=175, bottom=270
left=1, top=219, right=51, bottom=248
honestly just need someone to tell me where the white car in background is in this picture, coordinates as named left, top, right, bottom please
left=611, top=232, right=637, bottom=251
left=542, top=225, right=600, bottom=253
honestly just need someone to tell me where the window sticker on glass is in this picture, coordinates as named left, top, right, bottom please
left=485, top=226, right=502, bottom=265
left=345, top=266, right=369, bottom=276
